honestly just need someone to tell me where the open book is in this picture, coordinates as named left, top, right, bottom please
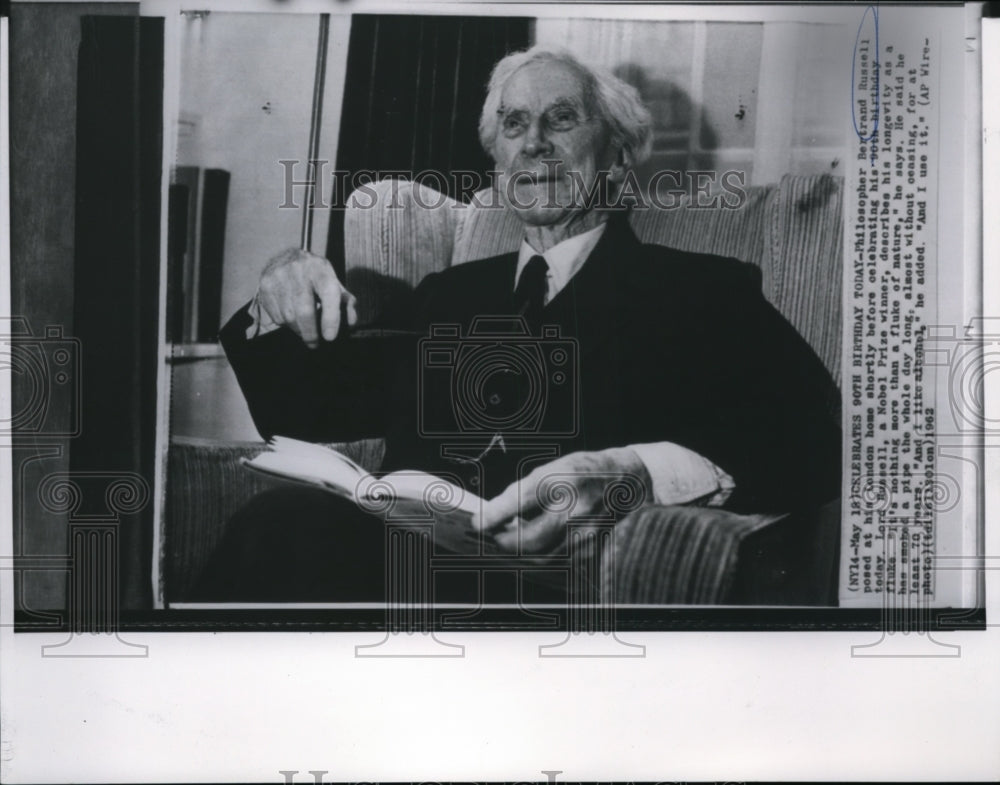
left=242, top=437, right=488, bottom=553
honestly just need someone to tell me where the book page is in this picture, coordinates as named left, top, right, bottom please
left=372, top=470, right=482, bottom=513
left=245, top=449, right=365, bottom=498
left=269, top=435, right=369, bottom=477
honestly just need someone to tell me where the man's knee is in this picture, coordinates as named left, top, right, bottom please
left=191, top=486, right=386, bottom=602
left=219, top=486, right=383, bottom=552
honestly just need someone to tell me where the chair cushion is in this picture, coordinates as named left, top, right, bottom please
left=344, top=179, right=460, bottom=324
left=163, top=436, right=385, bottom=602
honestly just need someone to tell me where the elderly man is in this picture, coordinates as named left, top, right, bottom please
left=194, top=47, right=841, bottom=602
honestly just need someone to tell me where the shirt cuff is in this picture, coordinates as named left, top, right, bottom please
left=245, top=291, right=281, bottom=340
left=629, top=442, right=735, bottom=507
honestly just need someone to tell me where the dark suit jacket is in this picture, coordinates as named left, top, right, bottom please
left=220, top=216, right=841, bottom=513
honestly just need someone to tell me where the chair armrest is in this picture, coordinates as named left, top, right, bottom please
left=602, top=500, right=840, bottom=605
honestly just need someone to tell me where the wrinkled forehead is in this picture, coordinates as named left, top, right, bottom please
left=498, top=59, right=593, bottom=114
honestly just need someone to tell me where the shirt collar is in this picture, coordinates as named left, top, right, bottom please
left=514, top=222, right=608, bottom=299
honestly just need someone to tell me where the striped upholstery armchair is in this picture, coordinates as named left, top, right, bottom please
left=345, top=174, right=844, bottom=605
left=348, top=175, right=842, bottom=382
left=166, top=174, right=843, bottom=605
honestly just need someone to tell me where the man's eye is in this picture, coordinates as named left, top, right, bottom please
left=502, top=115, right=526, bottom=135
left=548, top=110, right=579, bottom=130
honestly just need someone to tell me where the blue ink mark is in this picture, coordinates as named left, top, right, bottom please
left=851, top=5, right=880, bottom=166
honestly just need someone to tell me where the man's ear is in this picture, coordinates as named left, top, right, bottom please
left=607, top=146, right=630, bottom=184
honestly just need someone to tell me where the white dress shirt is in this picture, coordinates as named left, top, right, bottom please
left=514, top=222, right=607, bottom=303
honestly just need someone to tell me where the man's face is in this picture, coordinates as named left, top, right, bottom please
left=493, top=60, right=619, bottom=227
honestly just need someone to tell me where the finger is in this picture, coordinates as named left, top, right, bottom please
left=291, top=288, right=320, bottom=346
left=492, top=518, right=521, bottom=550
left=475, top=479, right=528, bottom=531
left=473, top=485, right=515, bottom=531
left=314, top=268, right=343, bottom=342
left=344, top=291, right=358, bottom=327
left=494, top=512, right=563, bottom=553
left=259, top=287, right=284, bottom=330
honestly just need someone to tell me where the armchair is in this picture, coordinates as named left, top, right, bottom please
left=164, top=174, right=843, bottom=605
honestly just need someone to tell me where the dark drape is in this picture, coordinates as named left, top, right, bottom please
left=9, top=2, right=140, bottom=614
left=72, top=16, right=163, bottom=610
left=324, top=13, right=531, bottom=274
left=195, top=169, right=230, bottom=342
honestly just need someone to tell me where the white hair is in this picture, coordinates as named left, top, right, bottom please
left=478, top=46, right=653, bottom=171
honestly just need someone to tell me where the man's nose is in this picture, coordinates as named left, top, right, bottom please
left=521, top=118, right=553, bottom=158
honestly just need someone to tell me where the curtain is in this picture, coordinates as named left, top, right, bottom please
left=324, top=13, right=531, bottom=274
left=72, top=15, right=163, bottom=611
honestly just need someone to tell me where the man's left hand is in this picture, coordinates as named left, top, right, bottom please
left=474, top=448, right=653, bottom=552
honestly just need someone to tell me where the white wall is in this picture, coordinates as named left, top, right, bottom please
left=534, top=18, right=847, bottom=186
left=176, top=11, right=350, bottom=325
left=171, top=11, right=350, bottom=440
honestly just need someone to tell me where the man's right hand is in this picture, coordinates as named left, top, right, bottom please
left=257, top=248, right=358, bottom=347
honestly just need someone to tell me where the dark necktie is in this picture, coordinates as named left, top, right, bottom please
left=513, top=254, right=549, bottom=330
